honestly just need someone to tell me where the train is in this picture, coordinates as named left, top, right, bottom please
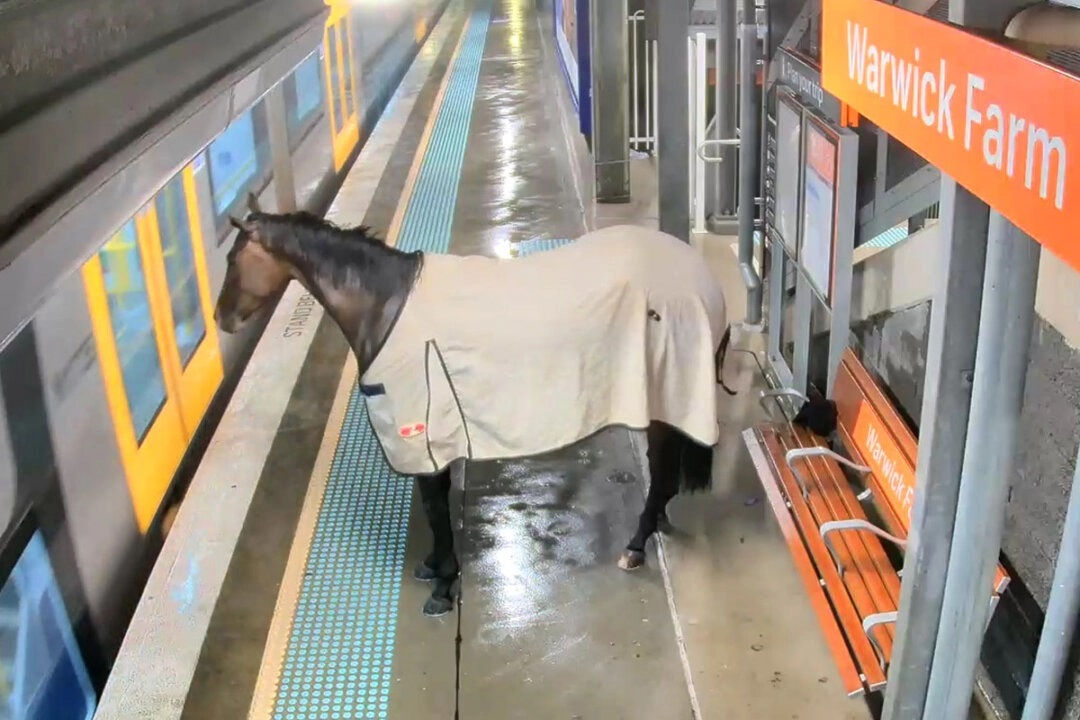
left=0, top=0, right=448, bottom=715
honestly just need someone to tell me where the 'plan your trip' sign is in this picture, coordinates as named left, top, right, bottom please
left=821, top=0, right=1079, bottom=272
left=777, top=48, right=843, bottom=122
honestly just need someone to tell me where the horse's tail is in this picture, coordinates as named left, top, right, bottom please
left=715, top=325, right=737, bottom=396
left=679, top=436, right=714, bottom=493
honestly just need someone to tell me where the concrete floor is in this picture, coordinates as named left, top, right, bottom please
left=178, top=0, right=879, bottom=717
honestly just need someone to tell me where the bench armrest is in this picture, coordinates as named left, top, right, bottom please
left=758, top=388, right=808, bottom=416
left=862, top=611, right=898, bottom=670
left=820, top=519, right=908, bottom=576
left=784, top=447, right=871, bottom=500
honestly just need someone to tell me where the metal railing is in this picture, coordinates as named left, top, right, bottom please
left=628, top=10, right=658, bottom=153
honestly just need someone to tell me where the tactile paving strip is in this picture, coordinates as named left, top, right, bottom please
left=272, top=391, right=410, bottom=720
left=516, top=237, right=573, bottom=255
left=397, top=4, right=493, bottom=254
left=270, top=5, right=493, bottom=719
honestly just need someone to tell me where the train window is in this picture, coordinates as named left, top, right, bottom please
left=207, top=111, right=258, bottom=217
left=207, top=101, right=273, bottom=241
left=286, top=51, right=324, bottom=146
left=97, top=221, right=167, bottom=442
left=0, top=531, right=96, bottom=720
left=155, top=175, right=206, bottom=369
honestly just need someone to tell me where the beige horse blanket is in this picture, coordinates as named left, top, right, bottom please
left=359, top=224, right=728, bottom=476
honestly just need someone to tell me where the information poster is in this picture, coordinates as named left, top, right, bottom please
left=775, top=99, right=803, bottom=257
left=554, top=0, right=578, bottom=101
left=800, top=121, right=838, bottom=302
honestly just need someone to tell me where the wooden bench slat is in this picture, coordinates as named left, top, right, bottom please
left=762, top=430, right=888, bottom=690
left=791, top=428, right=903, bottom=609
left=778, top=433, right=897, bottom=661
left=743, top=428, right=867, bottom=698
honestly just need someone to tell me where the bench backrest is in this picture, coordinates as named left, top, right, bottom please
left=832, top=347, right=1010, bottom=594
left=833, top=348, right=917, bottom=531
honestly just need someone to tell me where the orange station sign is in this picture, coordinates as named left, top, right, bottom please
left=821, top=0, right=1080, bottom=272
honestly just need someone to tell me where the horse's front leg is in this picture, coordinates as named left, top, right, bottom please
left=414, top=470, right=460, bottom=617
left=619, top=422, right=681, bottom=570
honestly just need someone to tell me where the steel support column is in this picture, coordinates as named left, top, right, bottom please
left=656, top=0, right=691, bottom=240
left=737, top=0, right=762, bottom=324
left=265, top=84, right=297, bottom=213
left=922, top=212, right=1040, bottom=719
left=713, top=0, right=737, bottom=218
left=589, top=0, right=631, bottom=202
left=882, top=182, right=989, bottom=720
left=1022, top=441, right=1080, bottom=720
left=881, top=0, right=1028, bottom=714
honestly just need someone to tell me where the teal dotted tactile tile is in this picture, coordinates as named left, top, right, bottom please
left=397, top=5, right=493, bottom=256
left=271, top=6, right=494, bottom=719
left=272, top=389, right=411, bottom=720
left=516, top=238, right=573, bottom=256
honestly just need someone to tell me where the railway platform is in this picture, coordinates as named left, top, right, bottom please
left=95, top=1, right=881, bottom=718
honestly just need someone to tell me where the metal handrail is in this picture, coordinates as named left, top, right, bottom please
left=696, top=138, right=740, bottom=163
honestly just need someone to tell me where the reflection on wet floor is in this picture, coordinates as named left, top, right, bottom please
left=457, top=427, right=695, bottom=719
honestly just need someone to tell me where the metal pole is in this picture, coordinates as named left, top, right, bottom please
left=693, top=32, right=708, bottom=233
left=883, top=0, right=998, bottom=709
left=590, top=0, right=631, bottom=202
left=656, top=0, right=690, bottom=240
left=1021, top=444, right=1080, bottom=720
left=265, top=84, right=297, bottom=213
left=631, top=12, right=641, bottom=151
left=737, top=0, right=762, bottom=324
left=715, top=0, right=736, bottom=216
left=882, top=181, right=990, bottom=720
left=922, top=211, right=1041, bottom=720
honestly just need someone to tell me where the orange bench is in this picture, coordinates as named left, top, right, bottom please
left=742, top=348, right=1010, bottom=697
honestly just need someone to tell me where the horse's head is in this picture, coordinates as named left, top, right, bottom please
left=214, top=193, right=292, bottom=333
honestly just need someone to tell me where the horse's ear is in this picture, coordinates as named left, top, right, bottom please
left=229, top=216, right=246, bottom=232
left=246, top=192, right=262, bottom=214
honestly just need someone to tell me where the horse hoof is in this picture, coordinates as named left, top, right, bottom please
left=618, top=549, right=647, bottom=571
left=413, top=560, right=436, bottom=582
left=423, top=595, right=455, bottom=617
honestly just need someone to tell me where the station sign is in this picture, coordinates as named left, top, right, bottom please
left=821, top=0, right=1080, bottom=273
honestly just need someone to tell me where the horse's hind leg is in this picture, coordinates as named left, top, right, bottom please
left=414, top=470, right=460, bottom=617
left=619, top=422, right=681, bottom=571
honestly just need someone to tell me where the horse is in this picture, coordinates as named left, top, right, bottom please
left=214, top=193, right=735, bottom=617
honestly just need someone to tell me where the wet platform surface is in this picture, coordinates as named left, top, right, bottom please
left=121, top=0, right=878, bottom=718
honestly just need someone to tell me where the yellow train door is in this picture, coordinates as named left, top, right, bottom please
left=83, top=164, right=223, bottom=533
left=324, top=0, right=361, bottom=171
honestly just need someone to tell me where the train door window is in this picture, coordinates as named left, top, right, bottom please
left=145, top=168, right=223, bottom=436
left=97, top=221, right=168, bottom=441
left=83, top=216, right=187, bottom=532
left=0, top=531, right=95, bottom=720
left=154, top=175, right=206, bottom=368
left=325, top=23, right=345, bottom=137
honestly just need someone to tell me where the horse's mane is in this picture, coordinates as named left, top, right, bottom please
left=251, top=211, right=423, bottom=288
